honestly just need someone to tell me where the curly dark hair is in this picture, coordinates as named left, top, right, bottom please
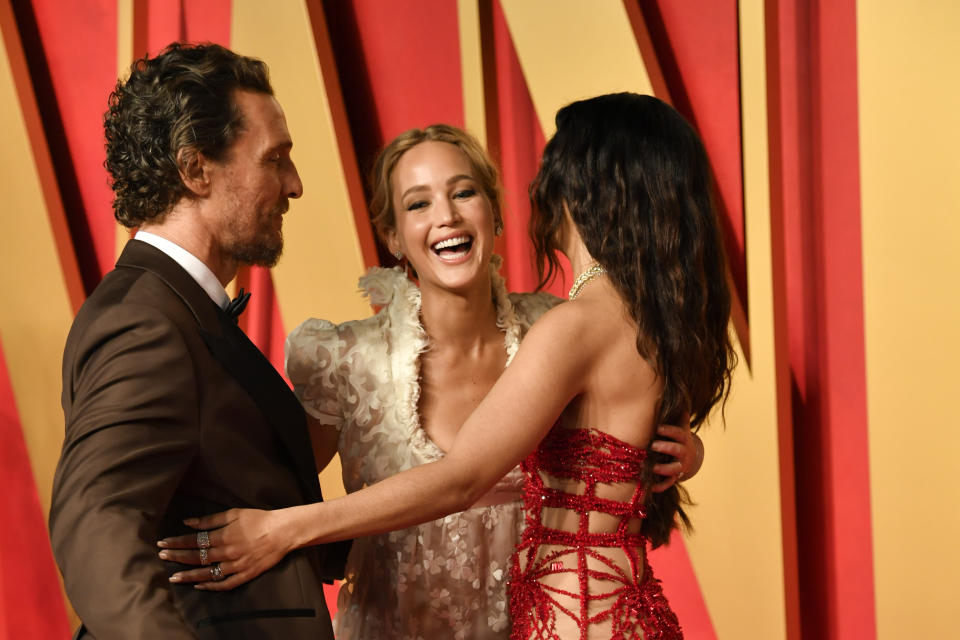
left=104, top=42, right=272, bottom=227
left=530, top=93, right=736, bottom=548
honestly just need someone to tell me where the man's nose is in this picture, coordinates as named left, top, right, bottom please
left=286, top=160, right=303, bottom=199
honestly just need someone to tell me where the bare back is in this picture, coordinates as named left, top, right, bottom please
left=544, top=277, right=662, bottom=534
left=511, top=277, right=675, bottom=639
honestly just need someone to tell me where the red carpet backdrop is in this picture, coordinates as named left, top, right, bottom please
left=1, top=1, right=957, bottom=638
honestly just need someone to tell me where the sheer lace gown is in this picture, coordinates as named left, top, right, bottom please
left=286, top=262, right=560, bottom=640
left=508, top=425, right=683, bottom=640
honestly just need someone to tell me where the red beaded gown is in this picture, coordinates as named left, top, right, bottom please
left=508, top=425, right=683, bottom=640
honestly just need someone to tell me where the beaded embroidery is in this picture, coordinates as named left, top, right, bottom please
left=508, top=426, right=683, bottom=640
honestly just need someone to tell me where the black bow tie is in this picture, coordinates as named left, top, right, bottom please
left=224, top=288, right=251, bottom=323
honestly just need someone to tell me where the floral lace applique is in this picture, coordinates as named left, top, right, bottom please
left=285, top=258, right=562, bottom=640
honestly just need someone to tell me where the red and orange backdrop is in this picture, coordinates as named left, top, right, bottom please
left=1, top=1, right=957, bottom=638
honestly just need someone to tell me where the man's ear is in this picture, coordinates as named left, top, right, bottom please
left=177, top=147, right=212, bottom=197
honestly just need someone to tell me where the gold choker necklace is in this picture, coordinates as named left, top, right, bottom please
left=568, top=264, right=606, bottom=300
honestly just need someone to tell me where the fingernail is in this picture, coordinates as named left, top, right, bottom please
left=157, top=540, right=168, bottom=548
left=184, top=518, right=199, bottom=526
left=159, top=551, right=170, bottom=560
left=650, top=442, right=664, bottom=451
left=169, top=574, right=182, bottom=583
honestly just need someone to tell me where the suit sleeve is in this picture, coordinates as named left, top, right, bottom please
left=50, top=303, right=201, bottom=639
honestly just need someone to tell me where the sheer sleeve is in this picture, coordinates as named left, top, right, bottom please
left=285, top=318, right=344, bottom=430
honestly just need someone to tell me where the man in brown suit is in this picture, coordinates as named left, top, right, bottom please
left=49, top=43, right=344, bottom=639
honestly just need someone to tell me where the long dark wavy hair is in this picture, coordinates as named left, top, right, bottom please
left=104, top=42, right=272, bottom=227
left=530, top=93, right=735, bottom=548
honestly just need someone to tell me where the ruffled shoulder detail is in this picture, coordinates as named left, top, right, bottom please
left=488, top=256, right=523, bottom=366
left=358, top=266, right=411, bottom=306
left=491, top=256, right=565, bottom=366
left=357, top=267, right=434, bottom=457
left=285, top=317, right=344, bottom=428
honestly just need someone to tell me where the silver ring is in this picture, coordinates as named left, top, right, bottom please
left=199, top=548, right=209, bottom=565
left=210, top=563, right=224, bottom=581
left=196, top=530, right=210, bottom=549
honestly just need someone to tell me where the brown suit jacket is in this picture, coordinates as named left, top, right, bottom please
left=49, top=240, right=346, bottom=639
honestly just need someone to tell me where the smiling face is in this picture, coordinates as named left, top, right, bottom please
left=386, top=140, right=496, bottom=294
left=206, top=89, right=303, bottom=267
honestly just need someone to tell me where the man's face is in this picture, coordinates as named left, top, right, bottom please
left=206, top=89, right=303, bottom=268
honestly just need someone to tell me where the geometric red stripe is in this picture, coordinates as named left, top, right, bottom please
left=634, top=0, right=747, bottom=319
left=322, top=0, right=465, bottom=271
left=0, top=339, right=71, bottom=638
left=304, top=0, right=379, bottom=270
left=487, top=0, right=556, bottom=295
left=649, top=532, right=718, bottom=640
left=237, top=266, right=290, bottom=376
left=323, top=0, right=464, bottom=160
left=26, top=0, right=118, bottom=286
left=803, top=3, right=874, bottom=635
left=765, top=0, right=876, bottom=637
left=144, top=0, right=231, bottom=55
left=763, top=0, right=805, bottom=634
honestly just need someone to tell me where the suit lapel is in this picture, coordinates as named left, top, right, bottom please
left=115, top=240, right=322, bottom=503
left=200, top=311, right=322, bottom=502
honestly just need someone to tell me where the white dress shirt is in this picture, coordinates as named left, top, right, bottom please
left=134, top=231, right=231, bottom=310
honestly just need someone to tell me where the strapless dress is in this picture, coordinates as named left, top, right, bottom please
left=508, top=425, right=682, bottom=639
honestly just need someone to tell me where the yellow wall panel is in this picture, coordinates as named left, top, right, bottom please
left=232, top=0, right=374, bottom=498
left=683, top=2, right=789, bottom=638
left=231, top=0, right=371, bottom=330
left=0, top=18, right=76, bottom=518
left=499, top=0, right=653, bottom=135
left=115, top=0, right=132, bottom=261
left=858, top=2, right=960, bottom=637
left=457, top=0, right=487, bottom=145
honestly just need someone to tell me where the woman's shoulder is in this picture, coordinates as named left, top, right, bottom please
left=516, top=297, right=607, bottom=358
left=286, top=315, right=390, bottom=388
left=288, top=266, right=413, bottom=347
left=288, top=313, right=381, bottom=343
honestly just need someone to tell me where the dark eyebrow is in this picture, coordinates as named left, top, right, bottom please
left=400, top=174, right=476, bottom=201
left=264, top=140, right=293, bottom=156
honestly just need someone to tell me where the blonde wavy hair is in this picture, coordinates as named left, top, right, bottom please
left=367, top=124, right=504, bottom=242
